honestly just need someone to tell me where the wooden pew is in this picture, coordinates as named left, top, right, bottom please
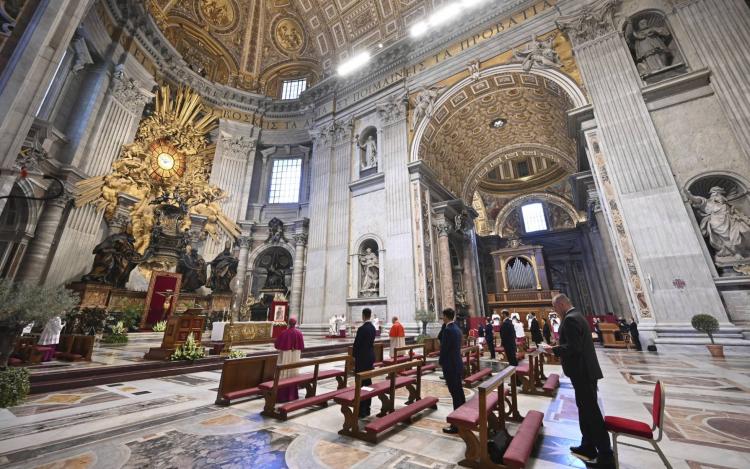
left=599, top=323, right=627, bottom=348
left=423, top=337, right=440, bottom=358
left=334, top=359, right=436, bottom=443
left=447, top=366, right=544, bottom=468
left=393, top=344, right=438, bottom=376
left=516, top=350, right=559, bottom=397
left=461, top=346, right=481, bottom=377
left=347, top=342, right=385, bottom=367
left=260, top=353, right=351, bottom=420
left=215, top=354, right=277, bottom=406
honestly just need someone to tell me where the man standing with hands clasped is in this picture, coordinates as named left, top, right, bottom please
left=439, top=308, right=465, bottom=434
left=541, top=294, right=614, bottom=469
left=353, top=308, right=376, bottom=418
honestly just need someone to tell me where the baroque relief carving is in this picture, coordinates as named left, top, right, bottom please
left=556, top=0, right=622, bottom=47
left=111, top=71, right=151, bottom=114
left=376, top=93, right=407, bottom=125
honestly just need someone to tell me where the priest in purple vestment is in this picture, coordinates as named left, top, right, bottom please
left=274, top=317, right=305, bottom=402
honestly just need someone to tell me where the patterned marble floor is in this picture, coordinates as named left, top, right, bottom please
left=2, top=346, right=749, bottom=469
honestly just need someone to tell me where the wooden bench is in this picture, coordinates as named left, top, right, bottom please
left=390, top=344, right=436, bottom=376
left=600, top=323, right=628, bottom=348
left=260, top=353, right=351, bottom=420
left=56, top=335, right=94, bottom=361
left=215, top=354, right=277, bottom=406
left=517, top=350, right=559, bottom=397
left=447, top=366, right=544, bottom=468
left=495, top=346, right=526, bottom=363
left=464, top=367, right=492, bottom=387
left=335, top=359, right=435, bottom=442
left=461, top=346, right=481, bottom=377
left=423, top=337, right=440, bottom=358
left=347, top=342, right=385, bottom=367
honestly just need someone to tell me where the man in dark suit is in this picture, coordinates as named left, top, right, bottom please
left=484, top=318, right=496, bottom=360
left=439, top=308, right=465, bottom=434
left=499, top=310, right=518, bottom=366
left=543, top=294, right=614, bottom=469
left=530, top=313, right=543, bottom=347
left=352, top=308, right=376, bottom=418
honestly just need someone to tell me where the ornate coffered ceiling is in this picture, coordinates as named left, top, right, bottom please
left=147, top=0, right=436, bottom=95
left=417, top=72, right=576, bottom=199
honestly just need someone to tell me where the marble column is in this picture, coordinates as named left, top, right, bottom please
left=235, top=235, right=252, bottom=305
left=322, top=119, right=353, bottom=319
left=435, top=220, right=455, bottom=311
left=0, top=0, right=94, bottom=213
left=16, top=190, right=73, bottom=284
left=558, top=0, right=733, bottom=337
left=290, top=232, right=308, bottom=318
left=44, top=72, right=152, bottom=286
left=675, top=0, right=750, bottom=160
left=376, top=93, right=417, bottom=322
left=301, top=123, right=335, bottom=324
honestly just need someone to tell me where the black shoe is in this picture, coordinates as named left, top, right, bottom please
left=442, top=425, right=459, bottom=434
left=570, top=446, right=597, bottom=461
left=584, top=456, right=615, bottom=469
left=358, top=410, right=371, bottom=418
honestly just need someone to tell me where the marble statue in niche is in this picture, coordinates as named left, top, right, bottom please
left=624, top=13, right=683, bottom=78
left=359, top=246, right=380, bottom=297
left=685, top=186, right=750, bottom=263
left=207, top=242, right=239, bottom=292
left=357, top=128, right=378, bottom=171
left=177, top=245, right=208, bottom=292
left=513, top=34, right=561, bottom=72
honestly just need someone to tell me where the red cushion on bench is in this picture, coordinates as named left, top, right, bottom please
left=259, top=373, right=316, bottom=391
left=223, top=387, right=262, bottom=400
left=278, top=387, right=353, bottom=414
left=427, top=351, right=440, bottom=358
left=447, top=391, right=501, bottom=428
left=543, top=373, right=560, bottom=391
left=365, top=397, right=439, bottom=434
left=334, top=376, right=416, bottom=405
left=398, top=364, right=437, bottom=376
left=464, top=368, right=492, bottom=385
left=516, top=363, right=529, bottom=375
left=503, top=410, right=544, bottom=468
left=604, top=416, right=653, bottom=439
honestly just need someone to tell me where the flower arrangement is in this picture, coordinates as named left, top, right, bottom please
left=226, top=349, right=246, bottom=359
left=170, top=333, right=205, bottom=361
left=102, top=321, right=128, bottom=344
left=152, top=320, right=167, bottom=332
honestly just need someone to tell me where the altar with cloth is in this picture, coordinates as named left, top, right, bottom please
left=212, top=321, right=274, bottom=347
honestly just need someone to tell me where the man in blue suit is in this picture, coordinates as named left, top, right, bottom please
left=352, top=308, right=376, bottom=418
left=439, top=307, right=465, bottom=434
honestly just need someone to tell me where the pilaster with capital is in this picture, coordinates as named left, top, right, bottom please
left=290, top=231, right=308, bottom=318
left=214, top=122, right=259, bottom=221
left=15, top=189, right=74, bottom=284
left=234, top=235, right=253, bottom=304
left=434, top=219, right=455, bottom=311
left=375, top=93, right=408, bottom=127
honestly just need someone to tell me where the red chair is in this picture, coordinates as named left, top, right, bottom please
left=604, top=380, right=672, bottom=468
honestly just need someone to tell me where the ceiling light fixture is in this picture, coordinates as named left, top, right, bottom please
left=410, top=0, right=491, bottom=38
left=490, top=117, right=507, bottom=129
left=337, top=51, right=371, bottom=77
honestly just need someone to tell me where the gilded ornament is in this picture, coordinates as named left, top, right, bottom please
left=75, top=85, right=241, bottom=254
left=199, top=0, right=235, bottom=29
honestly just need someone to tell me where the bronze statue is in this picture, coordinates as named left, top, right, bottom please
left=81, top=230, right=140, bottom=288
left=263, top=255, right=287, bottom=291
left=208, top=242, right=239, bottom=292
left=177, top=246, right=207, bottom=292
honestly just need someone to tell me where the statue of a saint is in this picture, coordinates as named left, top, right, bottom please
left=177, top=246, right=208, bottom=292
left=81, top=230, right=140, bottom=288
left=685, top=186, right=750, bottom=261
left=359, top=247, right=379, bottom=296
left=513, top=34, right=561, bottom=72
left=208, top=242, right=239, bottom=292
left=358, top=135, right=377, bottom=169
left=625, top=17, right=673, bottom=76
left=263, top=257, right=288, bottom=291
left=412, top=87, right=440, bottom=131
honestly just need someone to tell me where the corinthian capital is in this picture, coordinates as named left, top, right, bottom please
left=556, top=0, right=622, bottom=47
left=435, top=221, right=453, bottom=237
left=293, top=233, right=308, bottom=247
left=111, top=70, right=152, bottom=114
left=333, top=118, right=353, bottom=146
left=310, top=123, right=334, bottom=148
left=220, top=135, right=256, bottom=160
left=376, top=93, right=407, bottom=125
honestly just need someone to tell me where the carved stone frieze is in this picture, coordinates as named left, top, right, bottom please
left=376, top=93, right=407, bottom=125
left=333, top=119, right=353, bottom=146
left=219, top=135, right=256, bottom=160
left=556, top=0, right=622, bottom=47
left=111, top=69, right=152, bottom=114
